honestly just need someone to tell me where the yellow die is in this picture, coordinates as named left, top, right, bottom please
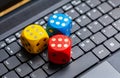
left=20, top=24, right=49, bottom=54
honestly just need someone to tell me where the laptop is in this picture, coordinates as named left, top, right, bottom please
left=0, top=0, right=120, bottom=78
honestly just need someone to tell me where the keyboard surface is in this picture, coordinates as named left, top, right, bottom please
left=1, top=0, right=120, bottom=78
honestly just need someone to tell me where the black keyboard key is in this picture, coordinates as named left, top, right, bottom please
left=28, top=55, right=45, bottom=69
left=53, top=9, right=64, bottom=14
left=70, top=34, right=81, bottom=46
left=5, top=42, right=21, bottom=55
left=42, top=63, right=61, bottom=75
left=109, top=8, right=120, bottom=20
left=90, top=32, right=107, bottom=45
left=71, top=22, right=80, bottom=33
left=66, top=9, right=79, bottom=20
left=62, top=3, right=73, bottom=11
left=108, top=0, right=120, bottom=7
left=0, top=49, right=9, bottom=62
left=4, top=56, right=21, bottom=70
left=97, top=2, right=112, bottom=13
left=98, top=14, right=114, bottom=26
left=101, top=25, right=118, bottom=38
left=0, top=41, right=6, bottom=49
left=15, top=30, right=22, bottom=38
left=104, top=38, right=120, bottom=52
left=87, top=21, right=103, bottom=33
left=87, top=9, right=102, bottom=20
left=76, top=15, right=91, bottom=27
left=92, top=45, right=110, bottom=59
left=49, top=52, right=99, bottom=78
left=30, top=68, right=47, bottom=78
left=79, top=39, right=95, bottom=52
left=76, top=28, right=92, bottom=40
left=0, top=63, right=8, bottom=76
left=113, top=19, right=120, bottom=31
left=5, top=36, right=16, bottom=44
left=15, top=63, right=32, bottom=77
left=16, top=49, right=32, bottom=62
left=86, top=0, right=101, bottom=8
left=71, top=0, right=81, bottom=6
left=72, top=46, right=84, bottom=59
left=40, top=50, right=48, bottom=62
left=75, top=3, right=90, bottom=14
left=35, top=19, right=46, bottom=25
left=2, top=71, right=19, bottom=78
left=44, top=14, right=52, bottom=21
left=17, top=39, right=22, bottom=47
left=115, top=33, right=120, bottom=42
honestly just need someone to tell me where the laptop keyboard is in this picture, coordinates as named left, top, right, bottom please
left=1, top=0, right=120, bottom=78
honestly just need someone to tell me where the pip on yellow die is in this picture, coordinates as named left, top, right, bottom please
left=20, top=24, right=49, bottom=54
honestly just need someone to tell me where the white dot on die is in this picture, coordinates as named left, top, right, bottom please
left=57, top=44, right=62, bottom=48
left=64, top=44, right=68, bottom=48
left=51, top=44, right=55, bottom=47
left=58, top=16, right=63, bottom=20
left=53, top=15, right=57, bottom=18
left=56, top=22, right=60, bottom=25
left=50, top=20, right=54, bottom=23
left=52, top=38, right=56, bottom=41
left=61, top=23, right=66, bottom=27
left=64, top=39, right=69, bottom=42
left=64, top=18, right=68, bottom=22
left=58, top=38, right=62, bottom=41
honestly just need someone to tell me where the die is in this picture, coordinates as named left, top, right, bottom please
left=48, top=34, right=72, bottom=64
left=46, top=13, right=72, bottom=36
left=20, top=24, right=49, bottom=54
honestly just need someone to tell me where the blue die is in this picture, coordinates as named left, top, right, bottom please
left=46, top=13, right=72, bottom=36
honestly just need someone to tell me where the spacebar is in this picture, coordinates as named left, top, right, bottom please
left=49, top=52, right=99, bottom=78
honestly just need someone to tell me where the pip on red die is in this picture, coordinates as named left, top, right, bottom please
left=48, top=34, right=72, bottom=64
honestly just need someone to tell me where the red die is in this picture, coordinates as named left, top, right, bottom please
left=48, top=34, right=71, bottom=64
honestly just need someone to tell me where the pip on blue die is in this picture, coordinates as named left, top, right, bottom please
left=46, top=13, right=72, bottom=36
